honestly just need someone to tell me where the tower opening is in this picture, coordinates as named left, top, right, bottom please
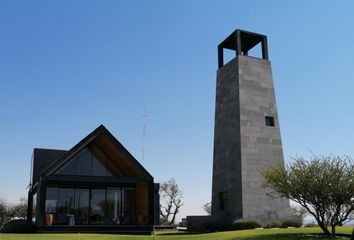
left=218, top=29, right=269, bottom=69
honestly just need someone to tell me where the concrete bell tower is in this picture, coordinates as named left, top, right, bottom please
left=211, top=29, right=292, bottom=223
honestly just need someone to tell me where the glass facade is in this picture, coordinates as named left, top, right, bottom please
left=58, top=188, right=75, bottom=224
left=90, top=189, right=106, bottom=224
left=56, top=147, right=115, bottom=177
left=45, top=187, right=137, bottom=225
left=74, top=189, right=89, bottom=225
left=106, top=188, right=121, bottom=224
left=46, top=188, right=58, bottom=214
left=76, top=149, right=92, bottom=175
left=32, top=193, right=37, bottom=222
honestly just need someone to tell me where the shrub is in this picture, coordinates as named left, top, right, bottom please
left=280, top=219, right=302, bottom=228
left=231, top=220, right=262, bottom=230
left=264, top=222, right=281, bottom=229
left=0, top=219, right=36, bottom=233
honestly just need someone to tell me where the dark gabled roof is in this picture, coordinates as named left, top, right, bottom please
left=32, top=148, right=67, bottom=184
left=34, top=125, right=152, bottom=185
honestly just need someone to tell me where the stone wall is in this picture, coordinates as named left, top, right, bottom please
left=238, top=55, right=292, bottom=222
left=211, top=55, right=293, bottom=224
left=211, top=57, right=242, bottom=219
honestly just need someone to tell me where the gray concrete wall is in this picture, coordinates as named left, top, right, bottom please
left=211, top=57, right=242, bottom=220
left=238, top=55, right=292, bottom=223
left=211, top=55, right=292, bottom=224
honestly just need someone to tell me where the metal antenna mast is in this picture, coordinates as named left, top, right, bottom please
left=141, top=110, right=148, bottom=163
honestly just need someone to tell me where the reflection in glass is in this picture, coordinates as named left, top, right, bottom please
left=76, top=149, right=92, bottom=175
left=106, top=188, right=121, bottom=224
left=58, top=188, right=75, bottom=225
left=92, top=154, right=108, bottom=176
left=44, top=186, right=137, bottom=225
left=45, top=187, right=58, bottom=225
left=90, top=189, right=106, bottom=224
left=59, top=157, right=76, bottom=175
left=55, top=147, right=114, bottom=177
left=46, top=188, right=58, bottom=213
left=74, top=189, right=89, bottom=225
left=32, top=193, right=37, bottom=223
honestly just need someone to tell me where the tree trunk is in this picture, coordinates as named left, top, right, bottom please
left=331, top=225, right=336, bottom=238
left=318, top=223, right=331, bottom=236
left=169, top=206, right=180, bottom=225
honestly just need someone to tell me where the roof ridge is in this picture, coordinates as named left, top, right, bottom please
left=34, top=148, right=68, bottom=151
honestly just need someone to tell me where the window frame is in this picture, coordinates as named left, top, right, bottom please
left=265, top=116, right=275, bottom=127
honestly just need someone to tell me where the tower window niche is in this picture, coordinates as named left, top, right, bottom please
left=219, top=192, right=228, bottom=210
left=265, top=116, right=275, bottom=127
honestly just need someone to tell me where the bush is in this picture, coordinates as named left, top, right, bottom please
left=0, top=219, right=37, bottom=233
left=231, top=220, right=262, bottom=230
left=263, top=222, right=281, bottom=229
left=280, top=219, right=302, bottom=228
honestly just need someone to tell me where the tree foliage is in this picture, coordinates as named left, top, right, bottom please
left=290, top=205, right=308, bottom=219
left=263, top=154, right=354, bottom=237
left=159, top=178, right=183, bottom=225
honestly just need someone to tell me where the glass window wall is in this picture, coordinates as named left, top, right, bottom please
left=55, top=147, right=114, bottom=177
left=58, top=188, right=75, bottom=225
left=45, top=186, right=138, bottom=225
left=74, top=189, right=89, bottom=225
left=32, top=193, right=37, bottom=223
left=106, top=188, right=121, bottom=224
left=90, top=189, right=106, bottom=224
left=45, top=187, right=58, bottom=225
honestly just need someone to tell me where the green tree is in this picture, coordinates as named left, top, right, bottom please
left=290, top=205, right=308, bottom=219
left=159, top=178, right=183, bottom=225
left=263, top=155, right=354, bottom=238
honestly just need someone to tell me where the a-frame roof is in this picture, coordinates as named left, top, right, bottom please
left=35, top=125, right=152, bottom=183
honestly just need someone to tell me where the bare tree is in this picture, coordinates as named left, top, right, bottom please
left=263, top=154, right=354, bottom=238
left=203, top=202, right=211, bottom=215
left=9, top=197, right=27, bottom=219
left=0, top=198, right=9, bottom=226
left=0, top=197, right=28, bottom=227
left=159, top=178, right=183, bottom=225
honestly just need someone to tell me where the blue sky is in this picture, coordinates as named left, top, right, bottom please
left=1, top=0, right=354, bottom=221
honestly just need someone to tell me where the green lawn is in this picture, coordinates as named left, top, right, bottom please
left=0, top=227, right=352, bottom=240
